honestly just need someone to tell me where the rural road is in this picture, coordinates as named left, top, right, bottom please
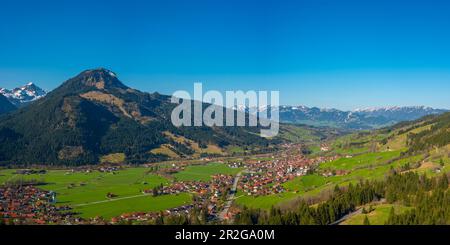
left=218, top=171, right=242, bottom=220
left=329, top=208, right=363, bottom=225
left=73, top=194, right=149, bottom=207
left=329, top=199, right=387, bottom=225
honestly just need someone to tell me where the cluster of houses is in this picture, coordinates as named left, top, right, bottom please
left=144, top=174, right=234, bottom=198
left=98, top=166, right=120, bottom=173
left=144, top=181, right=210, bottom=195
left=114, top=174, right=238, bottom=224
left=141, top=173, right=235, bottom=219
left=227, top=162, right=243, bottom=168
left=0, top=185, right=74, bottom=225
left=110, top=204, right=196, bottom=224
left=238, top=151, right=313, bottom=196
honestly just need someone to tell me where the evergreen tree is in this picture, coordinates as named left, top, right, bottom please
left=363, top=216, right=370, bottom=225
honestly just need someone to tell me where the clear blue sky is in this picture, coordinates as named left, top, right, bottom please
left=1, top=0, right=450, bottom=110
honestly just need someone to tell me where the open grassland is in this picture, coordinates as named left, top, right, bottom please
left=341, top=204, right=412, bottom=225
left=237, top=154, right=424, bottom=209
left=173, top=162, right=242, bottom=181
left=163, top=131, right=224, bottom=157
left=319, top=151, right=402, bottom=171
left=238, top=122, right=448, bottom=210
left=226, top=146, right=245, bottom=154
left=381, top=124, right=433, bottom=151
left=73, top=193, right=191, bottom=219
left=150, top=144, right=180, bottom=158
left=282, top=175, right=327, bottom=192
left=100, top=153, right=126, bottom=164
left=0, top=168, right=192, bottom=219
left=279, top=124, right=322, bottom=143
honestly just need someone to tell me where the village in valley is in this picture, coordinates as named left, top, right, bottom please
left=0, top=143, right=343, bottom=225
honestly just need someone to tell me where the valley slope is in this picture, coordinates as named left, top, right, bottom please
left=0, top=69, right=273, bottom=166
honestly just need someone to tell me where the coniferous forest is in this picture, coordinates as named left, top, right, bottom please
left=234, top=172, right=449, bottom=225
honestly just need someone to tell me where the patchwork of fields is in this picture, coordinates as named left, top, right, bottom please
left=0, top=163, right=242, bottom=219
left=0, top=168, right=193, bottom=219
left=235, top=151, right=431, bottom=210
left=1, top=122, right=449, bottom=222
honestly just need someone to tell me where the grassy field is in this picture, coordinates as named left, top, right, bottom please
left=282, top=175, right=327, bottom=192
left=236, top=154, right=424, bottom=209
left=381, top=124, right=433, bottom=151
left=73, top=193, right=191, bottom=219
left=150, top=144, right=180, bottom=158
left=100, top=153, right=126, bottom=164
left=173, top=162, right=242, bottom=181
left=279, top=124, right=322, bottom=143
left=0, top=167, right=192, bottom=219
left=319, top=151, right=402, bottom=171
left=341, top=204, right=412, bottom=225
left=163, top=131, right=224, bottom=157
left=237, top=123, right=448, bottom=210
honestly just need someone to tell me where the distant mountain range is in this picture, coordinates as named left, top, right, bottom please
left=241, top=105, right=448, bottom=130
left=0, top=69, right=271, bottom=166
left=0, top=78, right=446, bottom=131
left=0, top=82, right=47, bottom=107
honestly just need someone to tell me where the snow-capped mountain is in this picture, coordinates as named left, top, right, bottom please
left=0, top=82, right=47, bottom=107
left=236, top=105, right=448, bottom=130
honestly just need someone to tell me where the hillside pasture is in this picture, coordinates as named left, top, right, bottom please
left=341, top=204, right=412, bottom=225
left=0, top=167, right=191, bottom=219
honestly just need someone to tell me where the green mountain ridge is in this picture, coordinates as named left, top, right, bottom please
left=0, top=94, right=16, bottom=115
left=0, top=69, right=272, bottom=166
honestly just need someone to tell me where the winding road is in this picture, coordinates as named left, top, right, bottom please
left=218, top=171, right=242, bottom=220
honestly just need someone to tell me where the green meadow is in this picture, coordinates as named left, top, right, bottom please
left=235, top=153, right=424, bottom=210
left=0, top=168, right=191, bottom=219
left=319, top=151, right=402, bottom=171
left=74, top=193, right=191, bottom=219
left=0, top=163, right=240, bottom=219
left=341, top=204, right=412, bottom=225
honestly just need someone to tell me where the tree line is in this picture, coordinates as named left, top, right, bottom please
left=234, top=171, right=449, bottom=225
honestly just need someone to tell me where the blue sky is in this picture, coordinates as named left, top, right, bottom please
left=1, top=0, right=450, bottom=110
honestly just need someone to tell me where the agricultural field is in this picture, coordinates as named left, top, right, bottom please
left=74, top=193, right=191, bottom=219
left=279, top=124, right=323, bottom=143
left=0, top=167, right=191, bottom=219
left=381, top=124, right=433, bottom=151
left=236, top=153, right=425, bottom=210
left=100, top=153, right=126, bottom=164
left=319, top=151, right=402, bottom=171
left=234, top=121, right=444, bottom=211
left=173, top=162, right=242, bottom=181
left=341, top=204, right=413, bottom=225
left=282, top=175, right=327, bottom=192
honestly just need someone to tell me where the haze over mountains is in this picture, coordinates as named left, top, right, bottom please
left=248, top=105, right=448, bottom=130
left=1, top=72, right=447, bottom=131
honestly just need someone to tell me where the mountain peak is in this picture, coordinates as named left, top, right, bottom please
left=83, top=68, right=117, bottom=76
left=72, top=68, right=127, bottom=90
left=0, top=82, right=47, bottom=107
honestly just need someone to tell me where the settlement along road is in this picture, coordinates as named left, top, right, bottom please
left=218, top=171, right=242, bottom=220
